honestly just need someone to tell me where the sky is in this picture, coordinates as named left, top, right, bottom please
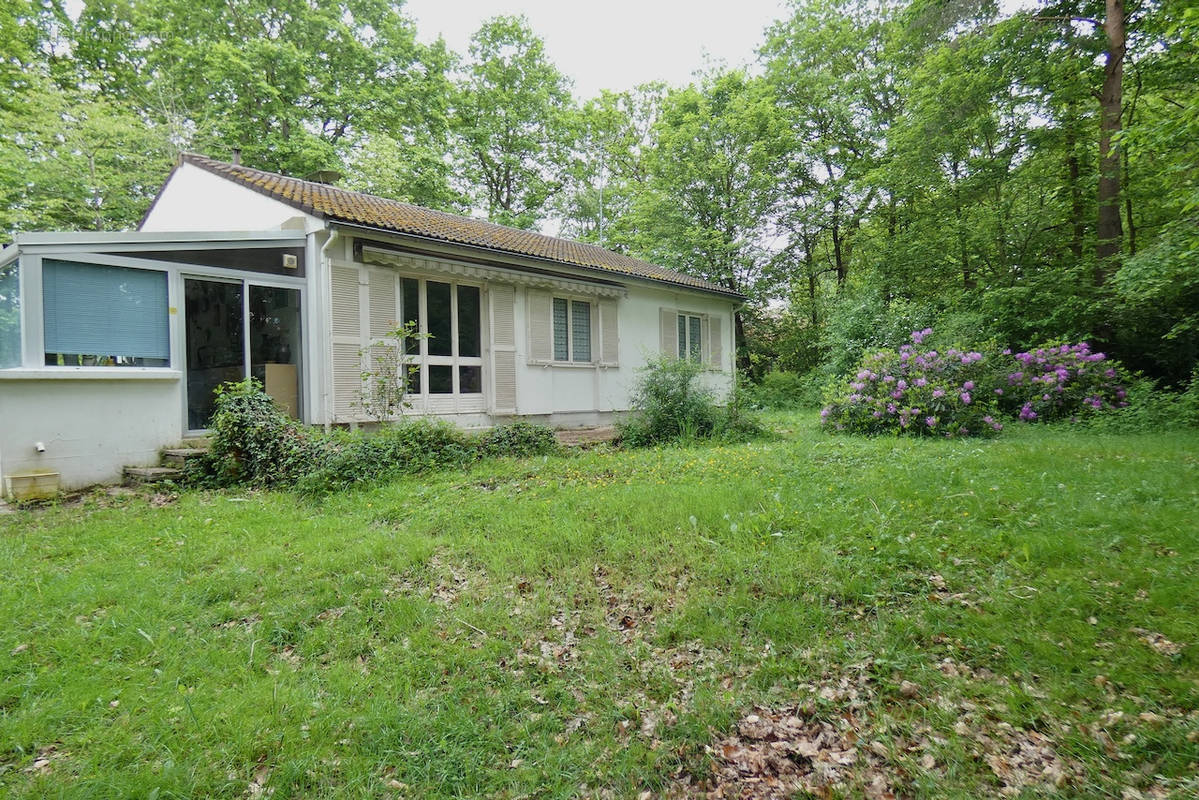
left=402, top=0, right=791, bottom=99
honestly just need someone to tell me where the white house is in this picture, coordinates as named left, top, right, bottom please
left=0, top=154, right=743, bottom=495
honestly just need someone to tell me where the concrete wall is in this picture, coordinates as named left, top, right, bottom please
left=0, top=372, right=183, bottom=490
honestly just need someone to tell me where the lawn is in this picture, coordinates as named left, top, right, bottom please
left=1, top=412, right=1196, bottom=798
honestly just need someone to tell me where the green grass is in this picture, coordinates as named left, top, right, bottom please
left=1, top=412, right=1196, bottom=798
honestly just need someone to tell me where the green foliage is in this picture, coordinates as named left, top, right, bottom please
left=299, top=419, right=477, bottom=495
left=621, top=357, right=764, bottom=446
left=357, top=322, right=426, bottom=424
left=476, top=421, right=558, bottom=460
left=1083, top=371, right=1199, bottom=434
left=620, top=356, right=718, bottom=447
left=746, top=370, right=826, bottom=410
left=450, top=15, right=575, bottom=229
left=198, top=379, right=328, bottom=488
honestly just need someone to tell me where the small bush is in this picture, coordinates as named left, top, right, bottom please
left=620, top=356, right=718, bottom=447
left=747, top=370, right=829, bottom=409
left=477, top=421, right=558, bottom=459
left=299, top=419, right=476, bottom=494
left=821, top=331, right=1003, bottom=438
left=198, top=379, right=329, bottom=487
left=997, top=342, right=1128, bottom=422
left=1083, top=370, right=1199, bottom=433
left=620, top=356, right=764, bottom=447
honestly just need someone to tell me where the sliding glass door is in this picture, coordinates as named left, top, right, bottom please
left=184, top=277, right=301, bottom=431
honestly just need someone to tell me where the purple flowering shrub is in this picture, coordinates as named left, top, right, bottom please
left=997, top=342, right=1128, bottom=422
left=820, top=329, right=1003, bottom=438
left=821, top=331, right=1130, bottom=436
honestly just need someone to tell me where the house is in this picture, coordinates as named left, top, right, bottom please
left=0, top=153, right=743, bottom=495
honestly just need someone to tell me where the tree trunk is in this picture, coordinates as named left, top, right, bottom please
left=734, top=310, right=750, bottom=373
left=1095, top=0, right=1125, bottom=281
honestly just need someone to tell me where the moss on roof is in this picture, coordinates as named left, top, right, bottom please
left=179, top=154, right=743, bottom=299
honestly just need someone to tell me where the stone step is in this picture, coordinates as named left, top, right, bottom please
left=123, top=466, right=183, bottom=486
left=161, top=447, right=209, bottom=467
left=555, top=426, right=619, bottom=448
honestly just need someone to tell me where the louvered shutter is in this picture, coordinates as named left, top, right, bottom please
left=708, top=315, right=723, bottom=370
left=368, top=270, right=397, bottom=337
left=491, top=284, right=517, bottom=413
left=659, top=308, right=677, bottom=357
left=527, top=289, right=553, bottom=363
left=330, top=265, right=365, bottom=420
left=599, top=299, right=619, bottom=366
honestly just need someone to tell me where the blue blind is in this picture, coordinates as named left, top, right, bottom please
left=43, top=260, right=169, bottom=361
left=571, top=300, right=591, bottom=362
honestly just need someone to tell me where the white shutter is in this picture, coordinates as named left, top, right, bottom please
left=333, top=343, right=363, bottom=419
left=330, top=265, right=365, bottom=421
left=368, top=270, right=397, bottom=337
left=527, top=289, right=553, bottom=363
left=659, top=308, right=677, bottom=357
left=491, top=284, right=517, bottom=413
left=708, top=315, right=723, bottom=370
left=599, top=299, right=619, bottom=366
left=330, top=266, right=360, bottom=338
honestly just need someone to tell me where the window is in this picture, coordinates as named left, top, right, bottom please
left=400, top=277, right=483, bottom=396
left=552, top=297, right=592, bottom=363
left=0, top=260, right=19, bottom=368
left=677, top=312, right=702, bottom=362
left=42, top=259, right=169, bottom=367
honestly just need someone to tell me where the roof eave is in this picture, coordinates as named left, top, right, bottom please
left=329, top=220, right=746, bottom=301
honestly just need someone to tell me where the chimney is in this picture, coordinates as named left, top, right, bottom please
left=232, top=148, right=242, bottom=165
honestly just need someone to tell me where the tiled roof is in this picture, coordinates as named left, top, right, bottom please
left=178, top=154, right=743, bottom=299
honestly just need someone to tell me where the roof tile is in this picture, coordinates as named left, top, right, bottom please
left=180, top=154, right=742, bottom=298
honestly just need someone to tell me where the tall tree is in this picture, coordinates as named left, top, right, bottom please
left=623, top=70, right=785, bottom=365
left=450, top=15, right=576, bottom=229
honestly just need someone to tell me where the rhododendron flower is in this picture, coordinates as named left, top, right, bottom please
left=925, top=416, right=937, bottom=428
left=932, top=388, right=945, bottom=398
left=963, top=380, right=974, bottom=390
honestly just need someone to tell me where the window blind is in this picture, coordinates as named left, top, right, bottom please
left=552, top=297, right=569, bottom=361
left=571, top=300, right=591, bottom=362
left=42, top=260, right=169, bottom=362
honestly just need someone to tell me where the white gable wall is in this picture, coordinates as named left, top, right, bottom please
left=140, top=163, right=321, bottom=233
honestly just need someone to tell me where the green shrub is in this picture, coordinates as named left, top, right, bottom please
left=748, top=370, right=826, bottom=409
left=1083, top=370, right=1199, bottom=433
left=299, top=419, right=476, bottom=494
left=620, top=357, right=764, bottom=447
left=619, top=356, right=718, bottom=447
left=713, top=382, right=768, bottom=442
left=477, top=421, right=559, bottom=459
left=197, top=379, right=329, bottom=487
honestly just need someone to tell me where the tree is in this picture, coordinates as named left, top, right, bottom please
left=623, top=70, right=785, bottom=366
left=450, top=15, right=576, bottom=229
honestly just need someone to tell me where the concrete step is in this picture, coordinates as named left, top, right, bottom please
left=123, top=466, right=183, bottom=486
left=162, top=447, right=209, bottom=467
left=555, top=426, right=619, bottom=448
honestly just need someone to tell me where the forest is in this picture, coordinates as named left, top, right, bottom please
left=2, top=0, right=1196, bottom=389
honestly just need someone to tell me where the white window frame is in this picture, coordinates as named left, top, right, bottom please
left=552, top=295, right=594, bottom=365
left=402, top=276, right=485, bottom=398
left=677, top=312, right=703, bottom=363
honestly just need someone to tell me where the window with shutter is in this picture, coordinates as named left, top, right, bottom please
left=545, top=294, right=595, bottom=364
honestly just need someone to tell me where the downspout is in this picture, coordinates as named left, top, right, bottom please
left=318, top=228, right=339, bottom=433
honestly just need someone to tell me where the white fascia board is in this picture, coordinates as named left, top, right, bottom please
left=14, top=230, right=307, bottom=249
